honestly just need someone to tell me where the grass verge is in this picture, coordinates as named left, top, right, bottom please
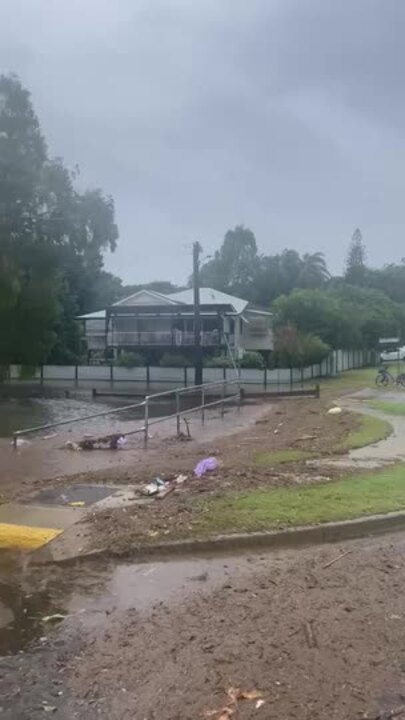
left=319, top=368, right=377, bottom=395
left=334, top=414, right=392, bottom=452
left=368, top=400, right=405, bottom=416
left=253, top=449, right=315, bottom=466
left=193, top=465, right=405, bottom=535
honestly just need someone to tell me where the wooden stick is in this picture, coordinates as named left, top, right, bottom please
left=304, top=621, right=318, bottom=648
left=323, top=550, right=352, bottom=569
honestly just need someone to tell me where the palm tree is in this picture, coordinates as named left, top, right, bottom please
left=299, top=252, right=330, bottom=288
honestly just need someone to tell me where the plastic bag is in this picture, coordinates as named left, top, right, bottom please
left=194, top=457, right=218, bottom=477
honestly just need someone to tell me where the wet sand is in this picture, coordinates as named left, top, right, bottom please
left=2, top=532, right=405, bottom=719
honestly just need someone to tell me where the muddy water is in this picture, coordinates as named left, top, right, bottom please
left=0, top=394, right=198, bottom=438
left=0, top=554, right=251, bottom=656
left=0, top=552, right=65, bottom=655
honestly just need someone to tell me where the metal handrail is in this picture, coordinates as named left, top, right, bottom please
left=12, top=399, right=146, bottom=447
left=12, top=378, right=242, bottom=448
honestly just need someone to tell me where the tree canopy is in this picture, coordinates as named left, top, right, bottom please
left=0, top=74, right=118, bottom=364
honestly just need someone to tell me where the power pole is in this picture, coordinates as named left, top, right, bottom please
left=193, top=241, right=203, bottom=386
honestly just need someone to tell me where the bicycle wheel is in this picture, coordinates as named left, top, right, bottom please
left=376, top=373, right=389, bottom=387
left=397, top=373, right=405, bottom=387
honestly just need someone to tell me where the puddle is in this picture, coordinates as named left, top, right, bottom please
left=24, top=484, right=117, bottom=507
left=0, top=551, right=66, bottom=656
left=0, top=552, right=268, bottom=655
left=67, top=555, right=257, bottom=630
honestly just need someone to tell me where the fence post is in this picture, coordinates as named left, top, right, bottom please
left=40, top=365, right=44, bottom=386
left=221, top=380, right=226, bottom=418
left=289, top=367, right=293, bottom=390
left=184, top=366, right=187, bottom=387
left=201, top=387, right=205, bottom=425
left=110, top=364, right=113, bottom=385
left=146, top=365, right=150, bottom=389
left=176, top=391, right=181, bottom=436
left=75, top=365, right=78, bottom=388
left=144, top=397, right=149, bottom=448
left=264, top=366, right=267, bottom=390
left=300, top=367, right=304, bottom=387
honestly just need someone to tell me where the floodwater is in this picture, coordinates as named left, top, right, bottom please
left=0, top=390, right=255, bottom=491
left=0, top=552, right=251, bottom=656
left=0, top=392, right=200, bottom=438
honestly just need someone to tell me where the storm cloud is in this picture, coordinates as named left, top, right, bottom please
left=1, top=0, right=404, bottom=282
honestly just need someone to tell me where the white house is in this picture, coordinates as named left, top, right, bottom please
left=78, top=287, right=273, bottom=361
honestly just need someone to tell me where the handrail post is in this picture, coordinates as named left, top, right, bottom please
left=13, top=432, right=17, bottom=450
left=201, top=387, right=205, bottom=425
left=176, top=391, right=180, bottom=436
left=144, top=396, right=149, bottom=448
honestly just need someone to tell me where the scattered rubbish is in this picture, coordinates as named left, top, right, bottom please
left=42, top=433, right=58, bottom=440
left=142, top=478, right=166, bottom=496
left=42, top=614, right=65, bottom=624
left=233, top=689, right=262, bottom=702
left=323, top=549, right=352, bottom=569
left=156, top=484, right=175, bottom=500
left=69, top=501, right=85, bottom=508
left=217, top=711, right=233, bottom=720
left=194, top=457, right=219, bottom=477
left=116, top=435, right=128, bottom=449
left=189, top=572, right=208, bottom=582
left=177, top=431, right=192, bottom=442
left=67, top=433, right=129, bottom=451
left=42, top=704, right=57, bottom=713
left=327, top=406, right=342, bottom=415
left=65, top=440, right=81, bottom=451
left=174, top=474, right=188, bottom=485
left=12, top=437, right=30, bottom=448
left=303, top=620, right=318, bottom=648
left=205, top=688, right=263, bottom=720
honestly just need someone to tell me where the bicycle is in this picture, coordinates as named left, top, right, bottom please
left=375, top=366, right=405, bottom=387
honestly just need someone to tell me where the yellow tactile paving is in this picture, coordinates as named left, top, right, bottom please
left=0, top=523, right=62, bottom=550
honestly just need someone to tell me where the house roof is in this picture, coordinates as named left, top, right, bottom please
left=77, top=309, right=106, bottom=320
left=78, top=287, right=258, bottom=319
left=113, top=288, right=180, bottom=306
left=167, top=288, right=248, bottom=314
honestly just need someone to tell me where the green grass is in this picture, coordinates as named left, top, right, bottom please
left=334, top=414, right=392, bottom=452
left=253, top=448, right=315, bottom=466
left=194, top=465, right=405, bottom=535
left=368, top=400, right=405, bottom=416
left=319, top=367, right=377, bottom=394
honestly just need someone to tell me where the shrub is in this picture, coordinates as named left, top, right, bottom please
left=240, top=351, right=265, bottom=369
left=204, top=354, right=234, bottom=368
left=275, top=325, right=330, bottom=367
left=159, top=352, right=189, bottom=367
left=116, top=351, right=144, bottom=368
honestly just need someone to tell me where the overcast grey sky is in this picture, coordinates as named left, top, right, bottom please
left=1, top=0, right=404, bottom=284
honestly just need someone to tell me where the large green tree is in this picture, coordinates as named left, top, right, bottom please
left=199, top=225, right=259, bottom=297
left=0, top=74, right=118, bottom=364
left=345, top=228, right=367, bottom=285
left=272, top=286, right=405, bottom=350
